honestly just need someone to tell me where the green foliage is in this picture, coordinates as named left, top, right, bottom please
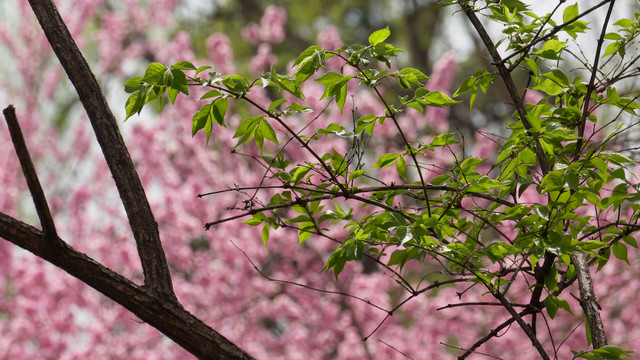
left=125, top=8, right=640, bottom=357
left=573, top=345, right=633, bottom=360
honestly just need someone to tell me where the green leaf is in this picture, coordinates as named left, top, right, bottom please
left=541, top=170, right=565, bottom=192
left=294, top=47, right=324, bottom=85
left=298, top=222, right=315, bottom=244
left=211, top=97, right=228, bottom=126
left=532, top=78, right=564, bottom=96
left=124, top=89, right=145, bottom=121
left=269, top=70, right=305, bottom=99
left=294, top=45, right=323, bottom=66
left=261, top=224, right=270, bottom=247
left=623, top=235, right=638, bottom=248
left=544, top=69, right=570, bottom=87
left=603, top=41, right=622, bottom=57
left=195, top=65, right=212, bottom=76
left=192, top=103, right=214, bottom=143
left=458, top=157, right=485, bottom=174
left=535, top=40, right=567, bottom=60
left=200, top=90, right=222, bottom=100
left=369, top=26, right=390, bottom=46
left=614, top=18, right=635, bottom=28
left=233, top=115, right=262, bottom=147
left=124, top=76, right=144, bottom=93
left=372, top=153, right=401, bottom=168
left=316, top=71, right=349, bottom=86
left=544, top=264, right=558, bottom=291
left=416, top=89, right=461, bottom=107
left=612, top=242, right=629, bottom=265
left=518, top=148, right=537, bottom=165
left=396, top=156, right=407, bottom=181
left=427, top=132, right=459, bottom=149
left=388, top=249, right=408, bottom=267
left=316, top=72, right=352, bottom=112
left=349, top=169, right=366, bottom=182
left=268, top=99, right=288, bottom=112
left=395, top=68, right=429, bottom=88
left=592, top=345, right=633, bottom=358
left=257, top=119, right=279, bottom=153
left=143, top=62, right=167, bottom=85
left=166, top=68, right=189, bottom=95
left=292, top=165, right=314, bottom=183
left=563, top=3, right=579, bottom=23
left=242, top=212, right=269, bottom=226
left=167, top=87, right=178, bottom=105
left=395, top=226, right=413, bottom=245
left=523, top=58, right=538, bottom=76
left=454, top=76, right=477, bottom=97
left=544, top=295, right=571, bottom=319
left=192, top=98, right=227, bottom=144
left=171, top=61, right=197, bottom=70
left=286, top=102, right=313, bottom=114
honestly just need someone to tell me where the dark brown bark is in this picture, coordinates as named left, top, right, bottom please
left=0, top=213, right=255, bottom=360
left=27, top=0, right=174, bottom=297
left=3, top=105, right=58, bottom=241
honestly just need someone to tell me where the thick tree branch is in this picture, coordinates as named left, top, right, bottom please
left=569, top=253, right=607, bottom=348
left=0, top=212, right=256, bottom=360
left=27, top=0, right=173, bottom=296
left=3, top=105, right=58, bottom=242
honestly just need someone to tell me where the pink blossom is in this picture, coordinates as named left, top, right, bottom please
left=425, top=51, right=459, bottom=133
left=242, top=6, right=287, bottom=45
left=206, top=33, right=236, bottom=74
left=317, top=25, right=343, bottom=50
left=260, top=6, right=287, bottom=44
left=156, top=31, right=195, bottom=64
left=241, top=23, right=262, bottom=45
left=524, top=89, right=545, bottom=104
left=249, top=43, right=277, bottom=74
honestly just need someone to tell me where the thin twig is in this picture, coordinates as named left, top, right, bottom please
left=436, top=301, right=528, bottom=311
left=575, top=0, right=617, bottom=157
left=230, top=241, right=389, bottom=312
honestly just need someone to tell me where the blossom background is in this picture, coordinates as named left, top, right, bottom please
left=0, top=0, right=639, bottom=359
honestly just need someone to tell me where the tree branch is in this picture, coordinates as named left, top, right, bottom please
left=575, top=0, right=616, bottom=156
left=458, top=1, right=550, bottom=175
left=3, top=105, right=58, bottom=242
left=498, top=0, right=614, bottom=67
left=0, top=211, right=256, bottom=360
left=569, top=253, right=607, bottom=348
left=27, top=0, right=174, bottom=297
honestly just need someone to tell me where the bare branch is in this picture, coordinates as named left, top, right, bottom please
left=575, top=0, right=617, bottom=157
left=569, top=253, right=607, bottom=348
left=27, top=0, right=174, bottom=296
left=3, top=105, right=58, bottom=242
left=0, top=212, right=256, bottom=360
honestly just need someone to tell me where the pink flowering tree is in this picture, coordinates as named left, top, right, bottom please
left=2, top=0, right=640, bottom=359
